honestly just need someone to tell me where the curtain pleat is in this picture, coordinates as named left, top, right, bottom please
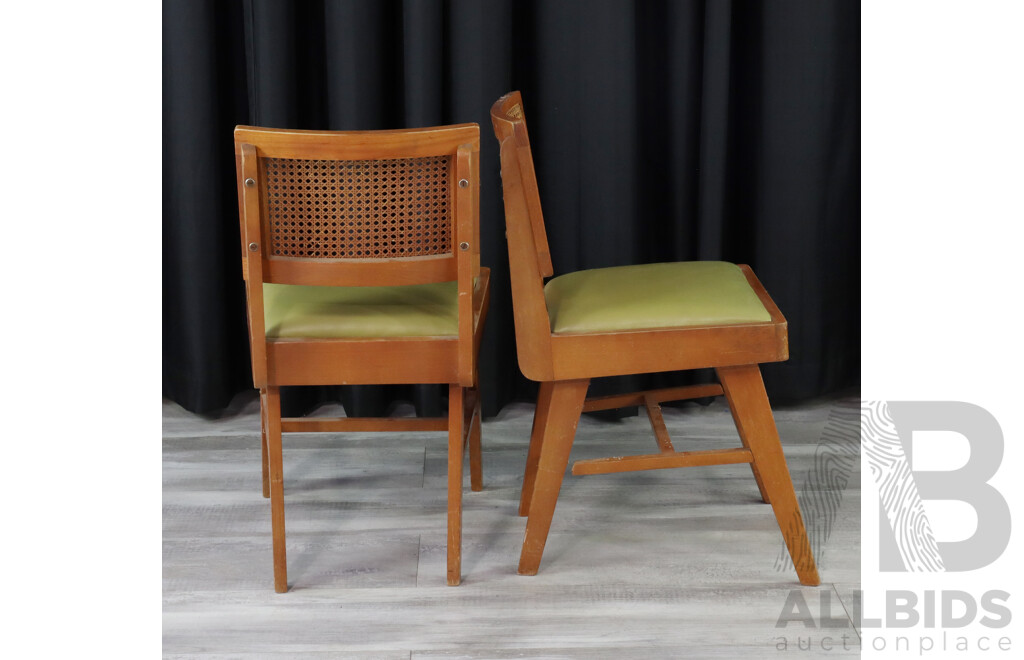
left=163, top=0, right=860, bottom=416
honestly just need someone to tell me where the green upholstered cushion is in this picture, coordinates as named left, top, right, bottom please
left=263, top=281, right=458, bottom=339
left=543, top=261, right=771, bottom=334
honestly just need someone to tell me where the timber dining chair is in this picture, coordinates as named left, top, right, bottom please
left=234, top=123, right=489, bottom=590
left=489, top=92, right=819, bottom=586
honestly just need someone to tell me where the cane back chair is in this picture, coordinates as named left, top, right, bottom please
left=490, top=92, right=819, bottom=585
left=234, top=123, right=490, bottom=589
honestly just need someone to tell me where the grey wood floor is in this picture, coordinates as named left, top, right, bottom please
left=163, top=392, right=861, bottom=659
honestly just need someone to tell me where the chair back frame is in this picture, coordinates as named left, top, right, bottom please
left=490, top=93, right=553, bottom=277
left=491, top=93, right=788, bottom=382
left=234, top=124, right=481, bottom=389
left=490, top=93, right=557, bottom=381
left=489, top=92, right=818, bottom=587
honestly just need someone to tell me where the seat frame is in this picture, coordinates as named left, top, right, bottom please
left=235, top=124, right=489, bottom=590
left=490, top=92, right=819, bottom=585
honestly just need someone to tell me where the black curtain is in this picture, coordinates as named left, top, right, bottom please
left=163, top=0, right=860, bottom=417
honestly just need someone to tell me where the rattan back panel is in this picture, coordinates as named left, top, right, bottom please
left=261, top=155, right=452, bottom=259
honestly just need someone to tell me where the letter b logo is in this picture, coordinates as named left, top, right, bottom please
left=863, top=401, right=1010, bottom=571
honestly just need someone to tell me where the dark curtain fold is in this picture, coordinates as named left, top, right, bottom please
left=163, top=0, right=860, bottom=417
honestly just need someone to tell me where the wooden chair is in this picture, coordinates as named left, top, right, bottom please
left=489, top=92, right=819, bottom=585
left=234, top=123, right=490, bottom=590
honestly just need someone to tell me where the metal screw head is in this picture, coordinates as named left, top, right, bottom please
left=244, top=177, right=256, bottom=187
left=458, top=178, right=469, bottom=188
left=459, top=242, right=470, bottom=251
left=248, top=242, right=258, bottom=252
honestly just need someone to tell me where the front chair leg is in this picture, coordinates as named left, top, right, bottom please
left=264, top=386, right=288, bottom=592
left=447, top=384, right=465, bottom=585
left=716, top=365, right=820, bottom=586
left=518, top=379, right=589, bottom=576
left=519, top=380, right=554, bottom=516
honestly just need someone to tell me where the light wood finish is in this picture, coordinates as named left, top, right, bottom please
left=518, top=379, right=589, bottom=576
left=259, top=388, right=269, bottom=498
left=491, top=91, right=819, bottom=585
left=234, top=124, right=479, bottom=161
left=572, top=447, right=754, bottom=476
left=723, top=379, right=773, bottom=505
left=446, top=384, right=465, bottom=585
left=519, top=380, right=553, bottom=516
left=644, top=394, right=675, bottom=453
left=716, top=364, right=820, bottom=585
left=581, top=383, right=724, bottom=413
left=240, top=143, right=268, bottom=389
left=235, top=123, right=489, bottom=590
left=264, top=386, right=287, bottom=593
left=280, top=417, right=448, bottom=433
left=163, top=395, right=860, bottom=657
left=468, top=386, right=483, bottom=492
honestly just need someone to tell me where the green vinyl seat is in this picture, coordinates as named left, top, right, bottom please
left=543, top=261, right=771, bottom=335
left=263, top=281, right=458, bottom=339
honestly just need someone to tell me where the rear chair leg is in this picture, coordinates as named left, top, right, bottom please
left=468, top=384, right=483, bottom=492
left=260, top=389, right=270, bottom=499
left=719, top=382, right=771, bottom=504
left=447, top=384, right=465, bottom=585
left=518, top=379, right=589, bottom=576
left=716, top=365, right=820, bottom=586
left=264, top=386, right=288, bottom=592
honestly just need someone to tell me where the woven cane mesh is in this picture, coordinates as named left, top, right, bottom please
left=506, top=103, right=523, bottom=119
left=262, top=155, right=452, bottom=258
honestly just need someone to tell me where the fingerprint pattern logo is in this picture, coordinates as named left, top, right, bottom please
left=862, top=400, right=945, bottom=571
left=774, top=399, right=859, bottom=572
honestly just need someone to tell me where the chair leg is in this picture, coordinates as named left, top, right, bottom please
left=264, top=386, right=288, bottom=592
left=447, top=384, right=465, bottom=586
left=519, top=380, right=554, bottom=517
left=260, top=389, right=270, bottom=499
left=716, top=365, right=820, bottom=586
left=718, top=382, right=771, bottom=504
left=468, top=384, right=483, bottom=492
left=518, top=379, right=589, bottom=576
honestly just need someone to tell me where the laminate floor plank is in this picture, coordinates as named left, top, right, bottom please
left=163, top=392, right=860, bottom=658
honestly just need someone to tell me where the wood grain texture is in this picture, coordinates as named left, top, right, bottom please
left=571, top=447, right=753, bottom=476
left=518, top=379, right=590, bottom=575
left=234, top=124, right=489, bottom=591
left=717, top=365, right=820, bottom=586
left=520, top=381, right=554, bottom=516
left=491, top=92, right=816, bottom=585
left=581, top=383, right=724, bottom=413
left=264, top=387, right=287, bottom=592
left=447, top=384, right=465, bottom=586
left=281, top=417, right=448, bottom=433
left=164, top=394, right=860, bottom=658
left=467, top=387, right=483, bottom=493
left=644, top=394, right=674, bottom=453
left=235, top=124, right=479, bottom=160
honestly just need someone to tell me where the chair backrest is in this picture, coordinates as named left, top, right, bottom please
left=234, top=124, right=480, bottom=288
left=489, top=92, right=553, bottom=278
left=234, top=124, right=481, bottom=388
left=490, top=93, right=555, bottom=381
